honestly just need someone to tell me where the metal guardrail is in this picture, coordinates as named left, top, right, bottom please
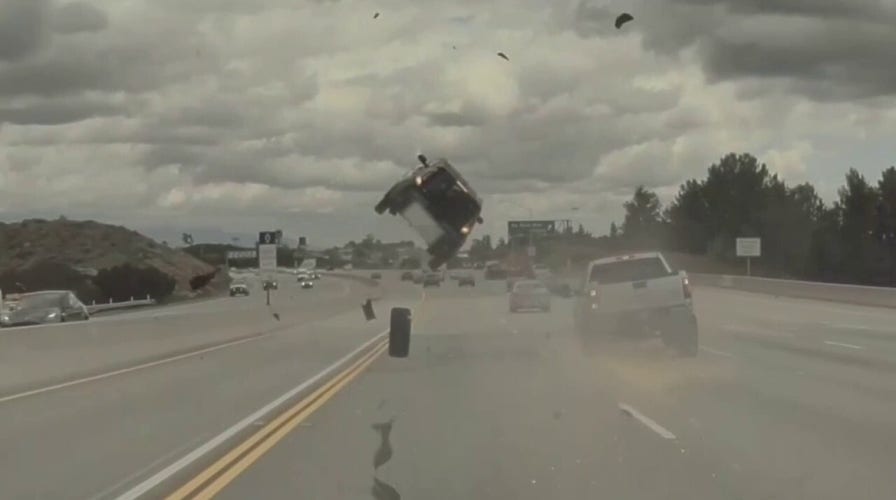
left=86, top=296, right=157, bottom=314
left=689, top=273, right=896, bottom=309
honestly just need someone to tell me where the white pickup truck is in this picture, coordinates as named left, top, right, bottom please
left=574, top=251, right=698, bottom=356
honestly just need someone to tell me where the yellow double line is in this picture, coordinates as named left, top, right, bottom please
left=166, top=338, right=389, bottom=500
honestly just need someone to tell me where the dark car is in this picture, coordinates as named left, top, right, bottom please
left=375, top=155, right=483, bottom=270
left=0, top=291, right=89, bottom=327
left=422, top=272, right=442, bottom=287
left=400, top=271, right=414, bottom=281
left=457, top=272, right=475, bottom=287
left=262, top=280, right=278, bottom=291
left=230, top=283, right=250, bottom=297
left=371, top=272, right=382, bottom=280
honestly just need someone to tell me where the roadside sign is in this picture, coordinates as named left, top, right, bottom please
left=736, top=238, right=761, bottom=257
left=508, top=220, right=556, bottom=239
left=227, top=250, right=257, bottom=260
left=258, top=231, right=279, bottom=245
left=258, top=244, right=277, bottom=270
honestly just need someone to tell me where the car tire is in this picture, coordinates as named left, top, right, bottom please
left=389, top=307, right=411, bottom=358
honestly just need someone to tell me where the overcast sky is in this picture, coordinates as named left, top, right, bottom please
left=1, top=0, right=895, bottom=247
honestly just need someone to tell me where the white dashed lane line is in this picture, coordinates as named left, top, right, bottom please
left=618, top=403, right=677, bottom=440
left=699, top=345, right=734, bottom=358
left=823, top=340, right=864, bottom=350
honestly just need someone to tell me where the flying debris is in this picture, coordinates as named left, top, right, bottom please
left=497, top=52, right=509, bottom=61
left=362, top=299, right=376, bottom=321
left=615, top=12, right=634, bottom=29
left=373, top=12, right=380, bottom=19
left=272, top=312, right=280, bottom=321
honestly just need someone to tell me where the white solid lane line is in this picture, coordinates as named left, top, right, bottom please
left=699, top=345, right=734, bottom=358
left=823, top=340, right=864, bottom=350
left=618, top=403, right=677, bottom=440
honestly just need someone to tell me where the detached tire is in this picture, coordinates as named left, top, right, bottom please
left=389, top=307, right=411, bottom=358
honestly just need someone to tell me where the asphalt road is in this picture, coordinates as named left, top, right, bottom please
left=1, top=272, right=895, bottom=499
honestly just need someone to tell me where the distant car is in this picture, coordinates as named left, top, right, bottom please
left=457, top=273, right=475, bottom=287
left=300, top=278, right=314, bottom=289
left=375, top=155, right=483, bottom=270
left=412, top=271, right=424, bottom=284
left=310, top=271, right=321, bottom=280
left=400, top=271, right=414, bottom=281
left=296, top=272, right=311, bottom=282
left=422, top=272, right=442, bottom=287
left=0, top=290, right=89, bottom=327
left=371, top=272, right=382, bottom=280
left=262, top=280, right=278, bottom=291
left=509, top=280, right=551, bottom=313
left=230, top=283, right=250, bottom=297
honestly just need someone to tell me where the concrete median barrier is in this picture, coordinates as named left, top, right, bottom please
left=690, top=273, right=896, bottom=309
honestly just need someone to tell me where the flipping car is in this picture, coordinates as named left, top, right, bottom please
left=375, top=155, right=483, bottom=270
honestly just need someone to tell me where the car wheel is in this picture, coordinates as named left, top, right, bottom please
left=389, top=307, right=411, bottom=358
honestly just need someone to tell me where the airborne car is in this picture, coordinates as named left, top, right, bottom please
left=375, top=155, right=483, bottom=270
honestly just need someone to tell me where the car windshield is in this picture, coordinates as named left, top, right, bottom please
left=589, top=257, right=670, bottom=284
left=15, top=293, right=65, bottom=309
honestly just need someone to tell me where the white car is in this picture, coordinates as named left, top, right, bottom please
left=509, top=280, right=550, bottom=312
left=574, top=251, right=697, bottom=356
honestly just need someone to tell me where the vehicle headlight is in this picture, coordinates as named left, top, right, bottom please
left=589, top=290, right=597, bottom=297
left=415, top=176, right=423, bottom=186
left=460, top=225, right=470, bottom=234
left=45, top=311, right=58, bottom=319
left=0, top=314, right=8, bottom=323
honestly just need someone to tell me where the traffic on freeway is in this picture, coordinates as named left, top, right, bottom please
left=2, top=2, right=895, bottom=500
left=0, top=270, right=894, bottom=499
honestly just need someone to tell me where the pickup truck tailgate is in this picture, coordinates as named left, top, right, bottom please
left=598, top=275, right=685, bottom=312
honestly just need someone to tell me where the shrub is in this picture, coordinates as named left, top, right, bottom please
left=93, top=264, right=176, bottom=302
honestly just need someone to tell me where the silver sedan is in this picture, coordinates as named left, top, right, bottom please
left=509, top=280, right=551, bottom=313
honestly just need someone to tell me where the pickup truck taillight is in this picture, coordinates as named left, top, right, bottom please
left=681, top=276, right=692, bottom=300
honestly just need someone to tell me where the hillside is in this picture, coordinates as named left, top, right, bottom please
left=0, top=218, right=225, bottom=300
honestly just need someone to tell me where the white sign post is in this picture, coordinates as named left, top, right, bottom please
left=258, top=244, right=277, bottom=271
left=736, top=237, right=761, bottom=276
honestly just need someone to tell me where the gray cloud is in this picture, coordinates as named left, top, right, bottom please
left=52, top=2, right=108, bottom=34
left=1, top=0, right=894, bottom=243
left=0, top=0, right=51, bottom=62
left=0, top=96, right=120, bottom=125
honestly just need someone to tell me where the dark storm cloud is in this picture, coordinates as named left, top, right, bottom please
left=569, top=0, right=896, bottom=101
left=0, top=0, right=51, bottom=62
left=0, top=96, right=120, bottom=125
left=52, top=2, right=108, bottom=34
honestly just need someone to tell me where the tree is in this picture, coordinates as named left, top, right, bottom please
left=621, top=185, right=663, bottom=248
left=609, top=222, right=618, bottom=239
left=469, top=235, right=493, bottom=262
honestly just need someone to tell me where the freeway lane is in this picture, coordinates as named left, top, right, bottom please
left=0, top=275, right=412, bottom=500
left=0, top=274, right=360, bottom=395
left=202, top=277, right=896, bottom=500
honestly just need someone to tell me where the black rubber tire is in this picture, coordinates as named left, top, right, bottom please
left=389, top=307, right=411, bottom=358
